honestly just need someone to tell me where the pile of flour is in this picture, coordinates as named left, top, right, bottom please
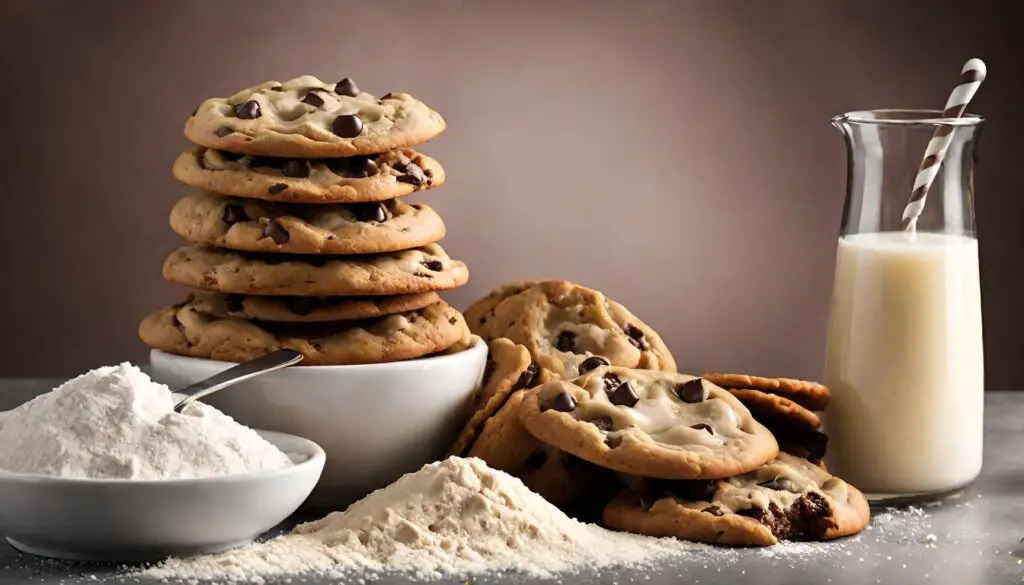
left=0, top=363, right=293, bottom=480
left=142, top=457, right=699, bottom=581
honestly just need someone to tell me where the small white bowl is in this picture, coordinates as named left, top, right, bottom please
left=150, top=335, right=487, bottom=508
left=0, top=430, right=325, bottom=562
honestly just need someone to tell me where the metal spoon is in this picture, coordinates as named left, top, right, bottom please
left=172, top=349, right=304, bottom=413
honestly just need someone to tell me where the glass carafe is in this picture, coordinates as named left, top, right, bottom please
left=823, top=110, right=984, bottom=501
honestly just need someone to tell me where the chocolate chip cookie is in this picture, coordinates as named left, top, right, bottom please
left=464, top=280, right=676, bottom=377
left=448, top=339, right=546, bottom=457
left=139, top=299, right=467, bottom=365
left=603, top=452, right=870, bottom=546
left=702, top=373, right=831, bottom=411
left=186, top=291, right=440, bottom=322
left=724, top=389, right=827, bottom=463
left=173, top=147, right=444, bottom=203
left=162, top=243, right=469, bottom=296
left=725, top=389, right=821, bottom=432
left=465, top=389, right=542, bottom=469
left=170, top=192, right=446, bottom=255
left=519, top=367, right=778, bottom=480
left=468, top=390, right=618, bottom=517
left=185, top=75, right=446, bottom=157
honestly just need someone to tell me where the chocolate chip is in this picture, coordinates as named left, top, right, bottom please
left=690, top=423, right=714, bottom=435
left=268, top=183, right=288, bottom=195
left=512, top=363, right=539, bottom=390
left=578, top=355, right=610, bottom=375
left=624, top=324, right=648, bottom=350
left=605, top=434, right=622, bottom=448
left=785, top=492, right=832, bottom=540
left=286, top=297, right=320, bottom=316
left=233, top=100, right=261, bottom=119
left=423, top=260, right=444, bottom=271
left=702, top=505, right=724, bottom=516
left=281, top=160, right=310, bottom=178
left=396, top=162, right=427, bottom=186
left=676, top=378, right=709, bottom=403
left=602, top=373, right=622, bottom=392
left=350, top=201, right=389, bottom=223
left=221, top=204, right=249, bottom=226
left=590, top=416, right=614, bottom=432
left=260, top=219, right=290, bottom=244
left=556, top=331, right=576, bottom=352
left=609, top=381, right=639, bottom=407
left=758, top=478, right=795, bottom=493
left=223, top=294, right=245, bottom=313
left=379, top=92, right=394, bottom=100
left=301, top=92, right=325, bottom=108
left=332, top=114, right=363, bottom=138
left=270, top=85, right=284, bottom=92
left=334, top=77, right=360, bottom=97
left=219, top=151, right=243, bottom=162
left=216, top=126, right=235, bottom=137
left=551, top=392, right=576, bottom=413
left=190, top=107, right=198, bottom=117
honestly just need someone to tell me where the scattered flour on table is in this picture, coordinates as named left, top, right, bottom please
left=141, top=457, right=707, bottom=582
left=868, top=505, right=936, bottom=544
left=139, top=459, right=944, bottom=583
left=0, top=363, right=293, bottom=479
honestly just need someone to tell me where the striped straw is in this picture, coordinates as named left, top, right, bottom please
left=902, top=58, right=987, bottom=232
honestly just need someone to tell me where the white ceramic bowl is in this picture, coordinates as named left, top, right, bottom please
left=0, top=430, right=325, bottom=562
left=149, top=335, right=487, bottom=508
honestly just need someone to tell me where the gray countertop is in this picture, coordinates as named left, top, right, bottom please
left=1, top=378, right=1022, bottom=585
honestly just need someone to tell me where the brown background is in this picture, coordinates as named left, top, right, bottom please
left=0, top=1, right=1021, bottom=387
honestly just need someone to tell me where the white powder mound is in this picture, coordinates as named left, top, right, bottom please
left=142, top=457, right=701, bottom=582
left=0, top=362, right=293, bottom=480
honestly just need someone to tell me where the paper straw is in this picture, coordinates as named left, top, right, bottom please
left=902, top=58, right=987, bottom=232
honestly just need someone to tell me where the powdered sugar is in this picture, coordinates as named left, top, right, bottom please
left=0, top=363, right=293, bottom=480
left=141, top=457, right=707, bottom=582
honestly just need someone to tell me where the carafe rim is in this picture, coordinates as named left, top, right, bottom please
left=832, top=109, right=984, bottom=128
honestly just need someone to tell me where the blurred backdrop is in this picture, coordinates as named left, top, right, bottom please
left=0, top=0, right=1021, bottom=386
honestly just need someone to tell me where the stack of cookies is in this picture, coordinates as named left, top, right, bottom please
left=700, top=373, right=831, bottom=465
left=450, top=279, right=870, bottom=547
left=140, top=75, right=470, bottom=365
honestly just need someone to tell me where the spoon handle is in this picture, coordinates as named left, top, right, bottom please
left=172, top=349, right=304, bottom=413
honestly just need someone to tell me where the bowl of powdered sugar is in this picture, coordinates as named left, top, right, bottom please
left=0, top=362, right=326, bottom=562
